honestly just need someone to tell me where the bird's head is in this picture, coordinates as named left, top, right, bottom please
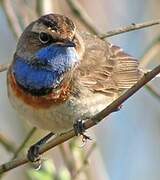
left=11, top=14, right=84, bottom=96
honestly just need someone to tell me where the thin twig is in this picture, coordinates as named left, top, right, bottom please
left=0, top=19, right=159, bottom=74
left=67, top=0, right=160, bottom=102
left=73, top=143, right=96, bottom=179
left=0, top=133, right=17, bottom=153
left=0, top=64, right=10, bottom=72
left=59, top=144, right=76, bottom=176
left=0, top=128, right=37, bottom=178
left=0, top=9, right=160, bottom=174
left=12, top=127, right=37, bottom=160
left=17, top=0, right=35, bottom=27
left=67, top=1, right=160, bottom=102
left=36, top=0, right=43, bottom=16
left=67, top=1, right=160, bottom=39
left=66, top=0, right=99, bottom=34
left=1, top=63, right=160, bottom=173
left=145, top=84, right=160, bottom=100
left=1, top=0, right=22, bottom=38
left=139, top=37, right=160, bottom=99
left=140, top=41, right=160, bottom=68
left=100, top=19, right=160, bottom=39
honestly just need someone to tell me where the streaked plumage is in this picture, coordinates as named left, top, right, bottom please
left=7, top=14, right=142, bottom=133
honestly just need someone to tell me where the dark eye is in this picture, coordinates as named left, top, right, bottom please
left=39, top=32, right=51, bottom=44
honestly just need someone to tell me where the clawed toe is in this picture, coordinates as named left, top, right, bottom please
left=73, top=119, right=91, bottom=141
left=27, top=145, right=41, bottom=162
left=26, top=132, right=54, bottom=169
left=73, top=119, right=85, bottom=136
left=27, top=145, right=42, bottom=169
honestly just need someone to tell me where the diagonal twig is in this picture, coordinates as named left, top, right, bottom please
left=145, top=84, right=160, bottom=100
left=1, top=0, right=22, bottom=38
left=0, top=9, right=160, bottom=174
left=66, top=0, right=160, bottom=39
left=140, top=39, right=160, bottom=68
left=59, top=144, right=76, bottom=176
left=0, top=128, right=36, bottom=178
left=0, top=64, right=10, bottom=72
left=139, top=37, right=160, bottom=100
left=1, top=63, right=160, bottom=173
left=0, top=133, right=17, bottom=153
left=100, top=19, right=160, bottom=39
left=0, top=19, right=159, bottom=74
left=73, top=143, right=96, bottom=179
left=66, top=0, right=100, bottom=34
left=12, top=127, right=37, bottom=160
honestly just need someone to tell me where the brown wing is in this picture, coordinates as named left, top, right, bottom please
left=75, top=32, right=142, bottom=97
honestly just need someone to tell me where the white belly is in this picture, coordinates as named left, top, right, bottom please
left=8, top=84, right=115, bottom=133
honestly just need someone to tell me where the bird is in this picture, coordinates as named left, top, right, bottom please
left=7, top=13, right=142, bottom=163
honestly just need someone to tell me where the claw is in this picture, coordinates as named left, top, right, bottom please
left=27, top=144, right=41, bottom=162
left=73, top=119, right=91, bottom=142
left=82, top=134, right=91, bottom=141
left=27, top=132, right=54, bottom=170
left=73, top=119, right=85, bottom=136
left=27, top=144, right=42, bottom=169
left=31, top=158, right=42, bottom=170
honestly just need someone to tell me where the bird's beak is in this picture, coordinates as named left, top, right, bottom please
left=55, top=40, right=76, bottom=47
left=64, top=40, right=76, bottom=47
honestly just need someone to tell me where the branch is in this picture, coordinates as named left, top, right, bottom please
left=0, top=133, right=17, bottom=153
left=0, top=7, right=160, bottom=174
left=12, top=127, right=37, bottom=159
left=0, top=128, right=37, bottom=178
left=140, top=39, right=160, bottom=68
left=59, top=144, right=76, bottom=176
left=1, top=63, right=160, bottom=173
left=145, top=84, right=160, bottom=100
left=100, top=19, right=160, bottom=39
left=139, top=37, right=160, bottom=100
left=1, top=0, right=22, bottom=39
left=0, top=64, right=10, bottom=72
left=66, top=0, right=160, bottom=39
left=66, top=0, right=100, bottom=34
left=73, top=143, right=96, bottom=179
left=0, top=19, right=159, bottom=74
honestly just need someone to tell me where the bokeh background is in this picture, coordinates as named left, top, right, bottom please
left=0, top=0, right=160, bottom=180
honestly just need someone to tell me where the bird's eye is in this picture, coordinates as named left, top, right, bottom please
left=39, top=32, right=51, bottom=44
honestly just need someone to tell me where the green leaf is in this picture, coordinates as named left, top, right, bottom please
left=26, top=160, right=56, bottom=180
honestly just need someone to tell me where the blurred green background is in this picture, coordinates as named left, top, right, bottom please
left=0, top=0, right=160, bottom=180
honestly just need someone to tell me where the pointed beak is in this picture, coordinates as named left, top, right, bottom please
left=54, top=40, right=76, bottom=47
left=64, top=40, right=76, bottom=47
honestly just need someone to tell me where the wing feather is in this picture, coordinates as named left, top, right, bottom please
left=74, top=32, right=142, bottom=96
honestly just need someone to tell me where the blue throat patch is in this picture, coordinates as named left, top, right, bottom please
left=13, top=45, right=79, bottom=92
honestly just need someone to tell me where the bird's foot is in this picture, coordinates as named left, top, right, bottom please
left=27, top=132, right=54, bottom=170
left=27, top=144, right=42, bottom=170
left=73, top=119, right=91, bottom=142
